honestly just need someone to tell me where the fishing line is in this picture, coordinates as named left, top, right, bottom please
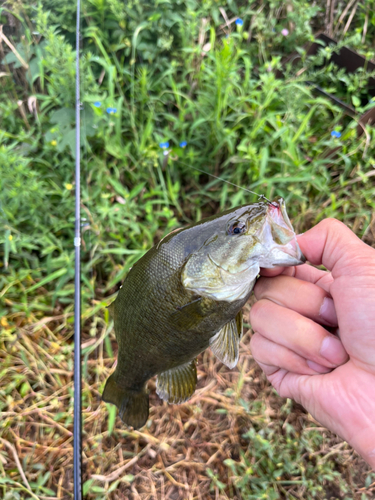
left=74, top=0, right=83, bottom=497
left=173, top=158, right=276, bottom=205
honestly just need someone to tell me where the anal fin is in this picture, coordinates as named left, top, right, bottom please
left=156, top=360, right=197, bottom=404
left=210, top=310, right=243, bottom=369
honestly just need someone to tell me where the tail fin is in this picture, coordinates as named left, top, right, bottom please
left=102, top=373, right=149, bottom=430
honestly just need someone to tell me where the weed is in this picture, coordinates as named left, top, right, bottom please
left=0, top=0, right=374, bottom=498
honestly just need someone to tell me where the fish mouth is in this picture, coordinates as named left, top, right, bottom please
left=295, top=246, right=306, bottom=264
left=265, top=241, right=306, bottom=268
left=262, top=199, right=306, bottom=266
left=267, top=198, right=294, bottom=231
left=277, top=240, right=306, bottom=265
left=276, top=228, right=306, bottom=264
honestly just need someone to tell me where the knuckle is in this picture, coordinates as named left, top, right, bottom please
left=295, top=278, right=326, bottom=303
left=249, top=299, right=268, bottom=324
left=277, top=383, right=290, bottom=399
left=268, top=370, right=287, bottom=397
left=249, top=331, right=263, bottom=353
left=253, top=277, right=269, bottom=298
left=318, top=218, right=346, bottom=231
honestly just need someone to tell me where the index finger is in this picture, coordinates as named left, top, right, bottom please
left=260, top=263, right=333, bottom=293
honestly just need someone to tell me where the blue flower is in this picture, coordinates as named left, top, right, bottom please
left=235, top=18, right=244, bottom=26
left=94, top=101, right=101, bottom=107
left=159, top=141, right=170, bottom=149
left=179, top=141, right=187, bottom=148
left=331, top=130, right=341, bottom=138
left=106, top=107, right=117, bottom=114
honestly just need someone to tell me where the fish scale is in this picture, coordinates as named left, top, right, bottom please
left=102, top=199, right=305, bottom=429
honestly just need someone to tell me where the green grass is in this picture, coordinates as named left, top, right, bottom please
left=1, top=0, right=375, bottom=498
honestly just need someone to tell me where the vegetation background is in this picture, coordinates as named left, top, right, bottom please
left=1, top=0, right=375, bottom=498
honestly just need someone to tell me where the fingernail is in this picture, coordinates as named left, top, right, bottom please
left=320, top=336, right=348, bottom=365
left=306, top=360, right=331, bottom=373
left=319, top=297, right=338, bottom=326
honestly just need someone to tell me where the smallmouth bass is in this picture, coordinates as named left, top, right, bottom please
left=102, top=199, right=305, bottom=429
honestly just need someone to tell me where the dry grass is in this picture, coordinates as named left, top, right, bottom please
left=1, top=299, right=374, bottom=499
left=1, top=0, right=375, bottom=495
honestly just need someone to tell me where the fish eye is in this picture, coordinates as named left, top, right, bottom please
left=228, top=221, right=246, bottom=235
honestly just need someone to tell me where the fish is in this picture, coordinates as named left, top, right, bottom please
left=102, top=198, right=305, bottom=429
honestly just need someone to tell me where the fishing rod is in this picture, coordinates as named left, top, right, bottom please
left=71, top=7, right=276, bottom=491
left=74, top=0, right=82, bottom=497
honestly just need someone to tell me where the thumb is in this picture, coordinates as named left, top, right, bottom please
left=297, top=218, right=375, bottom=279
left=298, top=219, right=375, bottom=367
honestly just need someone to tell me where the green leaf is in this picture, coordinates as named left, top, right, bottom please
left=259, top=146, right=269, bottom=179
left=122, top=474, right=135, bottom=483
left=365, top=474, right=373, bottom=488
left=92, top=485, right=107, bottom=493
left=83, top=479, right=94, bottom=495
left=58, top=128, right=76, bottom=157
left=107, top=404, right=117, bottom=436
left=26, top=268, right=68, bottom=293
left=352, top=95, right=361, bottom=108
left=50, top=108, right=75, bottom=128
left=292, top=106, right=316, bottom=143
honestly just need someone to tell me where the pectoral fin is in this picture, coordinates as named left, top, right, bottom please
left=156, top=360, right=197, bottom=404
left=170, top=296, right=215, bottom=330
left=210, top=310, right=243, bottom=369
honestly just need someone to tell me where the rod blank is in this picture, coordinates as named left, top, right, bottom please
left=74, top=0, right=82, bottom=497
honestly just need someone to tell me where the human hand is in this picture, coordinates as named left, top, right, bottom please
left=249, top=218, right=375, bottom=467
